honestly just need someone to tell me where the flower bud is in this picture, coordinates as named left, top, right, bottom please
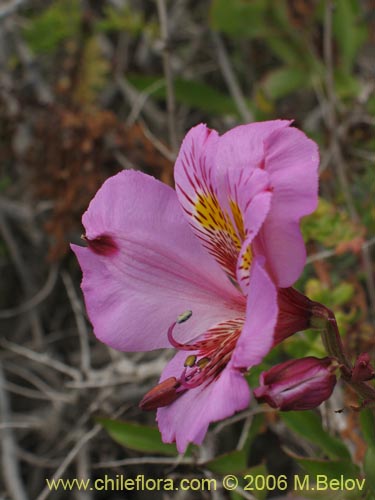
left=254, top=356, right=337, bottom=411
left=352, top=353, right=375, bottom=382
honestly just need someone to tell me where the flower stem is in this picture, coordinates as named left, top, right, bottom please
left=311, top=303, right=375, bottom=407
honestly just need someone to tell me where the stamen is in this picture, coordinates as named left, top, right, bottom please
left=197, top=357, right=210, bottom=369
left=184, top=355, right=197, bottom=367
left=167, top=312, right=197, bottom=351
left=180, top=368, right=205, bottom=389
left=177, top=310, right=193, bottom=324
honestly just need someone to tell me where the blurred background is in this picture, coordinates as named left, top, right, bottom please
left=0, top=0, right=374, bottom=498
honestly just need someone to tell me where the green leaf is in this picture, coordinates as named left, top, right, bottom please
left=334, top=69, right=361, bottom=99
left=293, top=456, right=360, bottom=482
left=128, top=74, right=252, bottom=116
left=97, top=5, right=144, bottom=34
left=265, top=35, right=302, bottom=66
left=242, top=413, right=264, bottom=453
left=230, top=464, right=269, bottom=500
left=24, top=0, right=80, bottom=54
left=302, top=198, right=363, bottom=249
left=360, top=409, right=375, bottom=494
left=281, top=411, right=351, bottom=460
left=98, top=418, right=178, bottom=456
left=364, top=446, right=375, bottom=493
left=332, top=0, right=368, bottom=73
left=210, top=0, right=270, bottom=38
left=360, top=409, right=375, bottom=447
left=262, top=66, right=311, bottom=100
left=204, top=450, right=247, bottom=474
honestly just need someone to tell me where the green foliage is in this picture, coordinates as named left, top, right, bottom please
left=229, top=464, right=269, bottom=500
left=332, top=0, right=368, bottom=73
left=128, top=74, right=251, bottom=116
left=211, top=0, right=367, bottom=103
left=360, top=410, right=375, bottom=493
left=24, top=0, right=80, bottom=54
left=304, top=279, right=356, bottom=334
left=305, top=279, right=355, bottom=308
left=97, top=418, right=178, bottom=456
left=364, top=447, right=375, bottom=494
left=97, top=5, right=145, bottom=35
left=281, top=411, right=351, bottom=460
left=73, top=36, right=110, bottom=107
left=360, top=409, right=375, bottom=445
left=283, top=329, right=326, bottom=359
left=302, top=198, right=362, bottom=249
left=296, top=456, right=360, bottom=481
left=204, top=450, right=247, bottom=474
left=0, top=175, right=11, bottom=192
left=262, top=66, right=311, bottom=100
left=292, top=456, right=360, bottom=482
left=210, top=0, right=270, bottom=39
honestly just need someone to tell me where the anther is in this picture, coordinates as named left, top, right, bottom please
left=167, top=312, right=197, bottom=351
left=197, top=357, right=210, bottom=369
left=177, top=310, right=192, bottom=324
left=184, top=355, right=197, bottom=367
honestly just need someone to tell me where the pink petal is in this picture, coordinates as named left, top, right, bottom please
left=72, top=171, right=243, bottom=352
left=215, top=119, right=292, bottom=173
left=257, top=126, right=319, bottom=287
left=174, top=124, right=277, bottom=287
left=157, top=351, right=250, bottom=453
left=232, top=259, right=278, bottom=369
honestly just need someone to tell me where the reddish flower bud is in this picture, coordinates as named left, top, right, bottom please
left=352, top=353, right=375, bottom=382
left=254, top=357, right=337, bottom=411
left=274, top=287, right=314, bottom=345
left=139, top=377, right=182, bottom=411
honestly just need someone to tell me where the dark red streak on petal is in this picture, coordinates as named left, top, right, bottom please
left=85, top=234, right=119, bottom=256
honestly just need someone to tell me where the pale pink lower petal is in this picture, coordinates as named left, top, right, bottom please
left=157, top=351, right=250, bottom=453
left=72, top=171, right=243, bottom=352
left=259, top=126, right=319, bottom=287
left=232, top=259, right=278, bottom=369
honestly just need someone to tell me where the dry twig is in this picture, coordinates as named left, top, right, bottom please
left=0, top=362, right=29, bottom=500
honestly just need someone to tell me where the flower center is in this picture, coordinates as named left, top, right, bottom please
left=168, top=312, right=243, bottom=390
left=139, top=312, right=243, bottom=411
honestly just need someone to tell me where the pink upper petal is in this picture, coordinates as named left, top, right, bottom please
left=257, top=126, right=319, bottom=287
left=232, top=259, right=278, bottom=369
left=215, top=119, right=292, bottom=172
left=174, top=123, right=278, bottom=288
left=157, top=351, right=250, bottom=453
left=72, top=170, right=243, bottom=352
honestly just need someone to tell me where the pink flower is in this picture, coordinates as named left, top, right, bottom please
left=72, top=120, right=319, bottom=452
left=254, top=357, right=337, bottom=411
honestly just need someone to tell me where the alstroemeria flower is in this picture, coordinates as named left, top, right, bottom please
left=72, top=120, right=319, bottom=452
